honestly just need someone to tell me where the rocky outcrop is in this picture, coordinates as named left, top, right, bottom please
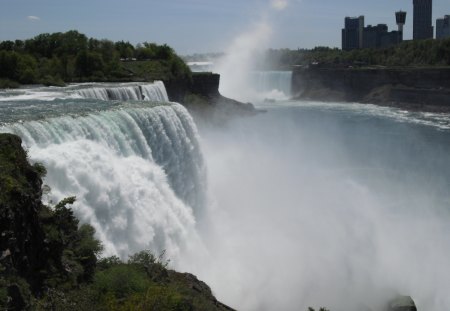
left=190, top=72, right=220, bottom=97
left=388, top=295, right=417, bottom=311
left=163, top=77, right=191, bottom=103
left=166, top=271, right=236, bottom=311
left=179, top=72, right=257, bottom=123
left=292, top=67, right=450, bottom=111
left=164, top=72, right=220, bottom=103
left=0, top=134, right=48, bottom=293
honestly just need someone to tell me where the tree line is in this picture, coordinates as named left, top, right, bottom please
left=0, top=30, right=190, bottom=87
left=260, top=38, right=450, bottom=69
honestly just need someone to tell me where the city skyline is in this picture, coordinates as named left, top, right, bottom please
left=0, top=0, right=448, bottom=54
left=342, top=0, right=439, bottom=51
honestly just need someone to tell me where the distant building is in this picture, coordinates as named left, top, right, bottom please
left=342, top=16, right=364, bottom=51
left=363, top=24, right=387, bottom=49
left=436, top=15, right=450, bottom=39
left=380, top=31, right=402, bottom=47
left=413, top=0, right=433, bottom=40
left=363, top=24, right=402, bottom=49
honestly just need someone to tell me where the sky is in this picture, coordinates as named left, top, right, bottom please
left=0, top=0, right=448, bottom=55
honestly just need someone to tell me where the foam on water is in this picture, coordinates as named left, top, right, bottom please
left=256, top=100, right=450, bottom=131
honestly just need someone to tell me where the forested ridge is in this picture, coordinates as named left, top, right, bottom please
left=0, top=30, right=191, bottom=88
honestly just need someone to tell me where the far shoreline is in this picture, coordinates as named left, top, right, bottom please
left=291, top=66, right=450, bottom=114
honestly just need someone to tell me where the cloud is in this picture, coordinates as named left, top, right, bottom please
left=27, top=16, right=41, bottom=21
left=271, top=0, right=288, bottom=10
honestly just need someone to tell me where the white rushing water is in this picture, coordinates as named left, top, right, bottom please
left=0, top=80, right=168, bottom=102
left=0, top=82, right=205, bottom=261
left=76, top=81, right=169, bottom=102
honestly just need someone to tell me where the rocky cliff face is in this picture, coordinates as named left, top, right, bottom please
left=0, top=134, right=48, bottom=293
left=164, top=72, right=220, bottom=103
left=292, top=67, right=450, bottom=111
left=190, top=73, right=220, bottom=97
left=175, top=72, right=257, bottom=124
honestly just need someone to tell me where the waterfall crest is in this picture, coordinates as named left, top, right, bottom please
left=77, top=81, right=169, bottom=102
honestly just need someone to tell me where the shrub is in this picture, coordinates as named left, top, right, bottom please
left=94, top=265, right=151, bottom=299
left=97, top=256, right=122, bottom=271
left=40, top=75, right=65, bottom=87
left=0, top=79, right=20, bottom=89
left=32, top=162, right=47, bottom=177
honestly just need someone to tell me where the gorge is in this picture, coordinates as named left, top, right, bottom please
left=1, top=75, right=450, bottom=310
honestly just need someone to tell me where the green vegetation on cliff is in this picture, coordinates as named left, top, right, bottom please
left=0, top=133, right=102, bottom=308
left=0, top=133, right=233, bottom=311
left=261, top=38, right=450, bottom=69
left=0, top=31, right=191, bottom=87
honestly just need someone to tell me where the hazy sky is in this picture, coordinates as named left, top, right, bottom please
left=0, top=0, right=448, bottom=54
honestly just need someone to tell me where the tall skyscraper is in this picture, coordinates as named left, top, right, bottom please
left=342, top=16, right=364, bottom=51
left=413, top=0, right=433, bottom=40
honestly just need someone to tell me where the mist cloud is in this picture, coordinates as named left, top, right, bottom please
left=271, top=0, right=288, bottom=10
left=189, top=105, right=450, bottom=311
left=214, top=21, right=273, bottom=102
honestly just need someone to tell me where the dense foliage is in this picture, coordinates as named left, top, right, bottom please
left=259, top=38, right=450, bottom=69
left=32, top=250, right=213, bottom=311
left=0, top=134, right=102, bottom=308
left=0, top=30, right=191, bottom=87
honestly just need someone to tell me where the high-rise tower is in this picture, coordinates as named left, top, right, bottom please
left=396, top=11, right=407, bottom=33
left=396, top=11, right=407, bottom=42
left=413, top=0, right=433, bottom=40
left=342, top=16, right=364, bottom=50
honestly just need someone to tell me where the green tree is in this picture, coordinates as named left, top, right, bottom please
left=115, top=41, right=135, bottom=59
left=16, top=54, right=37, bottom=84
left=75, top=50, right=105, bottom=78
left=0, top=51, right=19, bottom=79
left=0, top=40, right=14, bottom=51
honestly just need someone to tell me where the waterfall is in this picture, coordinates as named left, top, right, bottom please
left=217, top=70, right=293, bottom=102
left=76, top=81, right=169, bottom=102
left=1, top=99, right=205, bottom=260
left=251, top=71, right=292, bottom=99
